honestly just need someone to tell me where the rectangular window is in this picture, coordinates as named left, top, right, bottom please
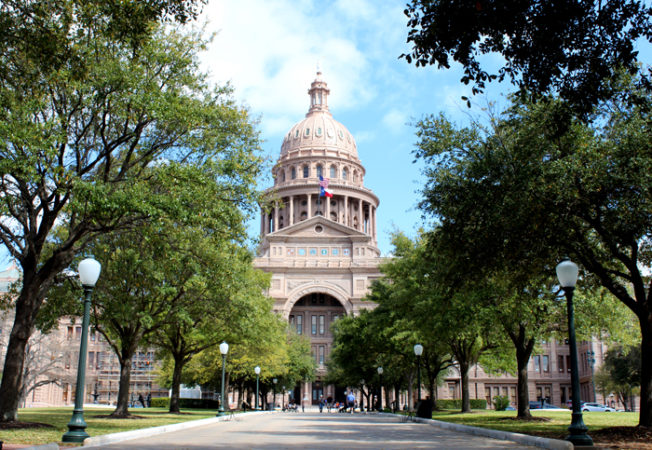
left=67, top=326, right=73, bottom=340
left=319, top=315, right=325, bottom=335
left=319, top=346, right=325, bottom=365
left=510, top=386, right=516, bottom=405
left=332, top=314, right=338, bottom=322
left=536, top=386, right=543, bottom=401
left=75, top=326, right=82, bottom=340
left=484, top=386, right=491, bottom=405
left=544, top=386, right=551, bottom=402
left=90, top=329, right=96, bottom=341
left=543, top=355, right=550, bottom=373
left=566, top=355, right=571, bottom=372
left=311, top=316, right=317, bottom=335
left=534, top=355, right=541, bottom=372
left=558, top=355, right=565, bottom=372
left=88, top=351, right=95, bottom=370
left=297, top=315, right=303, bottom=335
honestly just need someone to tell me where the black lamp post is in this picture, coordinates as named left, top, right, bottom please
left=62, top=257, right=102, bottom=443
left=217, top=341, right=229, bottom=416
left=587, top=350, right=597, bottom=402
left=556, top=259, right=593, bottom=447
left=272, top=378, right=277, bottom=410
left=377, top=367, right=383, bottom=411
left=414, top=344, right=423, bottom=407
left=254, top=366, right=261, bottom=410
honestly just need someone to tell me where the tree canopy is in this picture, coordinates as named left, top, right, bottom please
left=412, top=74, right=652, bottom=426
left=402, top=0, right=652, bottom=115
left=0, top=15, right=263, bottom=421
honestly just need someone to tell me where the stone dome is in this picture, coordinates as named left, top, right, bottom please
left=279, top=71, right=359, bottom=161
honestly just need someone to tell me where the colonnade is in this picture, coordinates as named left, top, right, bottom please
left=261, top=192, right=377, bottom=243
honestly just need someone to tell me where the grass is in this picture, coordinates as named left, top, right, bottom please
left=429, top=409, right=638, bottom=439
left=0, top=407, right=216, bottom=446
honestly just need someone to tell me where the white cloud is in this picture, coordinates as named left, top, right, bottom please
left=381, top=109, right=408, bottom=134
left=197, top=0, right=375, bottom=134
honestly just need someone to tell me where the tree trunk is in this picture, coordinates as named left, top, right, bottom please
left=169, top=354, right=185, bottom=414
left=111, top=356, right=133, bottom=417
left=516, top=344, right=533, bottom=419
left=460, top=361, right=471, bottom=413
left=510, top=325, right=534, bottom=419
left=639, top=318, right=651, bottom=426
left=0, top=288, right=40, bottom=421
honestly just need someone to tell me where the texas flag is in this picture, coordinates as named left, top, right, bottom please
left=319, top=175, right=333, bottom=198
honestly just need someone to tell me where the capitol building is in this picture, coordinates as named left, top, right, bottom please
left=254, top=70, right=383, bottom=404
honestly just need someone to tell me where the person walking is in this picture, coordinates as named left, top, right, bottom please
left=346, top=391, right=355, bottom=414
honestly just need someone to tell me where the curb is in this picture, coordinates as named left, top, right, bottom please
left=22, top=445, right=59, bottom=450
left=379, top=412, right=573, bottom=450
left=82, top=410, right=269, bottom=448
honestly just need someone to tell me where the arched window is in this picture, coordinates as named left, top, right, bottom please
left=352, top=170, right=357, bottom=182
left=316, top=165, right=323, bottom=178
left=291, top=167, right=296, bottom=179
left=330, top=165, right=336, bottom=178
left=342, top=168, right=348, bottom=180
left=281, top=170, right=286, bottom=182
left=303, top=165, right=309, bottom=178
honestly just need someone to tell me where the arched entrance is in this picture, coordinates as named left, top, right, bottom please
left=288, top=293, right=346, bottom=405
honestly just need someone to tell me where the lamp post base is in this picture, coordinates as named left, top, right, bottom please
left=62, top=409, right=89, bottom=443
left=566, top=413, right=593, bottom=447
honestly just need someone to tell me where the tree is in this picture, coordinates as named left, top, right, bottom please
left=413, top=76, right=652, bottom=425
left=604, top=345, right=642, bottom=411
left=402, top=0, right=651, bottom=116
left=0, top=17, right=263, bottom=420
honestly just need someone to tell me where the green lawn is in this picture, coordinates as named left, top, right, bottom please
left=430, top=409, right=639, bottom=440
left=0, top=407, right=216, bottom=446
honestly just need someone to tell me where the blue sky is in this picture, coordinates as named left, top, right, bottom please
left=199, top=0, right=515, bottom=255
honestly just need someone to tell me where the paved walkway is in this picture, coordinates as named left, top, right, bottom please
left=85, top=411, right=540, bottom=449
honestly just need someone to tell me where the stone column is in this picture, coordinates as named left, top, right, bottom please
left=344, top=195, right=348, bottom=226
left=307, top=194, right=312, bottom=218
left=260, top=207, right=265, bottom=236
left=289, top=195, right=294, bottom=226
left=273, top=206, right=279, bottom=232
left=358, top=199, right=363, bottom=232
left=326, top=194, right=331, bottom=221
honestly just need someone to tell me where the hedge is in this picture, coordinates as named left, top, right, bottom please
left=435, top=399, right=487, bottom=410
left=149, top=397, right=220, bottom=409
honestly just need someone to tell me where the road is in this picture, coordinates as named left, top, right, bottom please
left=85, top=410, right=540, bottom=449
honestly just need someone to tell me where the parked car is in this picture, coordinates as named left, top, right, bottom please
left=528, top=400, right=565, bottom=410
left=581, top=403, right=615, bottom=412
left=505, top=405, right=516, bottom=411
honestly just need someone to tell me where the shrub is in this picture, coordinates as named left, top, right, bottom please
left=149, top=397, right=220, bottom=409
left=436, top=399, right=487, bottom=410
left=150, top=397, right=168, bottom=408
left=493, top=395, right=510, bottom=411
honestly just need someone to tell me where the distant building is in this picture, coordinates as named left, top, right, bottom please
left=0, top=262, right=165, bottom=407
left=254, top=70, right=383, bottom=404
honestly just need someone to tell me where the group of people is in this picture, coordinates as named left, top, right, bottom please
left=318, top=391, right=357, bottom=413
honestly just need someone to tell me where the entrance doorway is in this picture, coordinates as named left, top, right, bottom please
left=312, top=381, right=324, bottom=405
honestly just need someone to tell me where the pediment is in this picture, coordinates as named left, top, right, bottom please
left=267, top=216, right=367, bottom=240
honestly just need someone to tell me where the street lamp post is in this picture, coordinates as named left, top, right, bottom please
left=217, top=342, right=229, bottom=416
left=587, top=350, right=597, bottom=402
left=377, top=367, right=383, bottom=411
left=272, top=378, right=278, bottom=410
left=254, top=366, right=261, bottom=410
left=556, top=259, right=593, bottom=447
left=414, top=344, right=423, bottom=407
left=62, top=257, right=102, bottom=443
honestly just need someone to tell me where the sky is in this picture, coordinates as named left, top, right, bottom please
left=1, top=0, right=650, bottom=268
left=197, top=0, right=512, bottom=255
